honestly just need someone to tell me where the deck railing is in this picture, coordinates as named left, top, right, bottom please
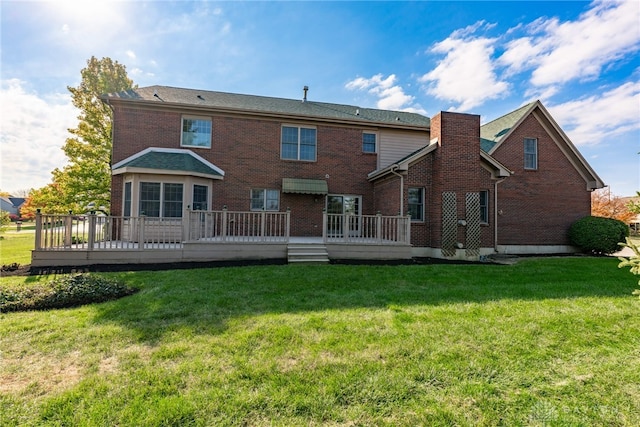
left=34, top=212, right=184, bottom=250
left=186, top=208, right=291, bottom=242
left=34, top=210, right=409, bottom=251
left=323, top=212, right=411, bottom=245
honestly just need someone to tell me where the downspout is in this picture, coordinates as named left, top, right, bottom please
left=494, top=177, right=506, bottom=253
left=390, top=165, right=404, bottom=216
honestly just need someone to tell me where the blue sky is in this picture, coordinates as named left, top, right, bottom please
left=1, top=0, right=639, bottom=197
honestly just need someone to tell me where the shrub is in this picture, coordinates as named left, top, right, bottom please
left=1, top=262, right=21, bottom=272
left=569, top=215, right=629, bottom=255
left=0, top=273, right=138, bottom=313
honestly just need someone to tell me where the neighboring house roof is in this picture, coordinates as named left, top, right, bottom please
left=482, top=100, right=604, bottom=190
left=102, top=86, right=430, bottom=130
left=112, top=148, right=224, bottom=179
left=8, top=197, right=25, bottom=207
left=1, top=196, right=24, bottom=215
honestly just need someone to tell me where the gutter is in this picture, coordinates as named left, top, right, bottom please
left=102, top=97, right=431, bottom=132
left=494, top=177, right=506, bottom=252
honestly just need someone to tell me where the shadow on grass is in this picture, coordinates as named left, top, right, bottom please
left=85, top=256, right=638, bottom=344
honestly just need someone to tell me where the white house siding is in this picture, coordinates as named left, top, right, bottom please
left=378, top=129, right=430, bottom=169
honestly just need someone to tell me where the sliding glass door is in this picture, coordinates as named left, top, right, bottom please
left=326, top=195, right=361, bottom=237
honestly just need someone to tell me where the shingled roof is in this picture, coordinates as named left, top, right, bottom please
left=103, top=85, right=430, bottom=129
left=480, top=102, right=535, bottom=152
left=112, top=148, right=224, bottom=179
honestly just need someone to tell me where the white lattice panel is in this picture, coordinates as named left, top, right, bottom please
left=465, top=192, right=481, bottom=257
left=442, top=192, right=457, bottom=257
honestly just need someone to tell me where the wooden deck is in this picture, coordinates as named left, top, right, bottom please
left=31, top=211, right=412, bottom=267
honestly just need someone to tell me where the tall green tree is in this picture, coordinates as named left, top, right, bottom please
left=57, top=56, right=135, bottom=213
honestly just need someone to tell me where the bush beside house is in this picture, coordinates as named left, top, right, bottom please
left=569, top=215, right=629, bottom=255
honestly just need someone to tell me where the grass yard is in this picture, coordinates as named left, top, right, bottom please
left=0, top=229, right=35, bottom=266
left=1, top=257, right=639, bottom=426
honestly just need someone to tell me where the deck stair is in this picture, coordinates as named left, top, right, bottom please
left=287, top=241, right=330, bottom=264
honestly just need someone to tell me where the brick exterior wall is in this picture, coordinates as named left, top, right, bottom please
left=109, top=102, right=594, bottom=249
left=110, top=105, right=378, bottom=237
left=427, top=112, right=495, bottom=249
left=491, top=113, right=591, bottom=245
left=405, top=155, right=433, bottom=248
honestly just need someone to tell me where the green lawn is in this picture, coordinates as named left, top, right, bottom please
left=1, top=258, right=638, bottom=426
left=0, top=229, right=35, bottom=266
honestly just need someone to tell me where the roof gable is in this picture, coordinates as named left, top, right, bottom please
left=486, top=100, right=604, bottom=190
left=112, top=148, right=224, bottom=179
left=480, top=102, right=535, bottom=152
left=103, top=86, right=430, bottom=129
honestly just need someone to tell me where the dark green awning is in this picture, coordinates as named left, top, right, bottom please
left=282, top=178, right=328, bottom=195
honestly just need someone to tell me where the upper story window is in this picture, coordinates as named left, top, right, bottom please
left=281, top=125, right=316, bottom=161
left=362, top=132, right=377, bottom=153
left=181, top=116, right=212, bottom=148
left=524, top=138, right=538, bottom=170
left=408, top=187, right=424, bottom=222
left=479, top=190, right=489, bottom=223
left=251, top=189, right=280, bottom=211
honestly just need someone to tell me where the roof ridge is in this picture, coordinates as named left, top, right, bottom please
left=481, top=101, right=536, bottom=129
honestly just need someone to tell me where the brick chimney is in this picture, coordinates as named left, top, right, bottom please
left=429, top=111, right=481, bottom=248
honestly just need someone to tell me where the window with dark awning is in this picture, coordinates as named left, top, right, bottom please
left=282, top=178, right=328, bottom=195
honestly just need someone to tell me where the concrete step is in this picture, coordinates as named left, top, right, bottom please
left=287, top=243, right=330, bottom=264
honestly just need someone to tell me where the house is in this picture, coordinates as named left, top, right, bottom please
left=0, top=196, right=25, bottom=219
left=621, top=195, right=640, bottom=233
left=94, top=85, right=603, bottom=262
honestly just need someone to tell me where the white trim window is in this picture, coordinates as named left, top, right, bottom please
left=479, top=190, right=489, bottom=224
left=139, top=182, right=184, bottom=217
left=281, top=125, right=317, bottom=161
left=193, top=184, right=208, bottom=210
left=251, top=189, right=280, bottom=211
left=181, top=116, right=212, bottom=148
left=524, top=138, right=538, bottom=170
left=408, top=187, right=424, bottom=222
left=362, top=132, right=377, bottom=153
left=123, top=181, right=132, bottom=217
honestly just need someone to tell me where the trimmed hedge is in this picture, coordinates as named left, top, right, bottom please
left=569, top=215, right=629, bottom=255
left=0, top=274, right=138, bottom=313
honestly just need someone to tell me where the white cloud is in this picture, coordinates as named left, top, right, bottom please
left=547, top=81, right=640, bottom=146
left=126, top=50, right=136, bottom=59
left=345, top=74, right=426, bottom=114
left=0, top=79, right=78, bottom=192
left=499, top=0, right=640, bottom=87
left=419, top=22, right=509, bottom=112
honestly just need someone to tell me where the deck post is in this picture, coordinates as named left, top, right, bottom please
left=185, top=207, right=191, bottom=241
left=35, top=209, right=42, bottom=250
left=260, top=209, right=266, bottom=241
left=343, top=213, right=350, bottom=242
left=322, top=208, right=327, bottom=243
left=65, top=211, right=73, bottom=247
left=376, top=212, right=382, bottom=243
left=221, top=206, right=228, bottom=242
left=138, top=216, right=145, bottom=249
left=87, top=212, right=96, bottom=251
left=286, top=208, right=291, bottom=241
left=405, top=215, right=411, bottom=244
